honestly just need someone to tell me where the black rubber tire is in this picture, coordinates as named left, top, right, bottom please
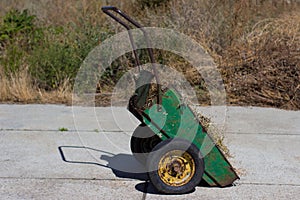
left=130, top=124, right=162, bottom=165
left=147, top=138, right=204, bottom=194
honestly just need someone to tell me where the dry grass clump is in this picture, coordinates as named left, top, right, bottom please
left=0, top=66, right=71, bottom=104
left=0, top=66, right=37, bottom=103
left=38, top=80, right=72, bottom=104
left=222, top=12, right=300, bottom=109
left=196, top=112, right=231, bottom=158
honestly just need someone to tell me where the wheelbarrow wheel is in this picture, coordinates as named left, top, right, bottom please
left=147, top=138, right=204, bottom=194
left=130, top=124, right=161, bottom=165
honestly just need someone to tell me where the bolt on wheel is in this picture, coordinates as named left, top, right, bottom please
left=158, top=150, right=195, bottom=187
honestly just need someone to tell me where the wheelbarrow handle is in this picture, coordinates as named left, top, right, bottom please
left=102, top=6, right=142, bottom=69
left=102, top=6, right=162, bottom=108
left=101, top=6, right=143, bottom=30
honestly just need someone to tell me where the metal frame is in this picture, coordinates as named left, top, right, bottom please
left=102, top=6, right=161, bottom=106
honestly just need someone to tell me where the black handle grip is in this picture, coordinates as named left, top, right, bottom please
left=101, top=6, right=143, bottom=30
left=101, top=6, right=118, bottom=11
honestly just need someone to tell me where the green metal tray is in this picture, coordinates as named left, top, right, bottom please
left=141, top=88, right=239, bottom=187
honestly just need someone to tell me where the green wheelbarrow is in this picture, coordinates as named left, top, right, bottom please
left=102, top=6, right=239, bottom=194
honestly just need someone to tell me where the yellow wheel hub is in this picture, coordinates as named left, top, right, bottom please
left=158, top=150, right=195, bottom=186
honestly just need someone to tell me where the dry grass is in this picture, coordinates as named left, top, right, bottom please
left=0, top=0, right=138, bottom=27
left=138, top=0, right=300, bottom=110
left=38, top=80, right=72, bottom=104
left=0, top=0, right=300, bottom=109
left=136, top=0, right=299, bottom=57
left=0, top=66, right=71, bottom=104
left=222, top=12, right=300, bottom=109
left=195, top=111, right=231, bottom=158
left=0, top=66, right=37, bottom=103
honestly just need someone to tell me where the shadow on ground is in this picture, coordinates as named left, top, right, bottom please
left=58, top=146, right=218, bottom=195
left=58, top=146, right=148, bottom=178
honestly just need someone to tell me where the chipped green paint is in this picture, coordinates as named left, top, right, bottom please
left=143, top=88, right=239, bottom=187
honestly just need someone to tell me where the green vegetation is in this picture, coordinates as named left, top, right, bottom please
left=0, top=9, right=41, bottom=74
left=0, top=0, right=299, bottom=109
left=58, top=127, right=69, bottom=132
left=0, top=9, right=111, bottom=90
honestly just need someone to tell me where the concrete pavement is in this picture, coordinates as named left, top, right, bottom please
left=0, top=104, right=299, bottom=199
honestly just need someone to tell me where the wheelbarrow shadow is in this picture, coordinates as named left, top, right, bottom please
left=58, top=146, right=218, bottom=195
left=58, top=146, right=148, bottom=181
